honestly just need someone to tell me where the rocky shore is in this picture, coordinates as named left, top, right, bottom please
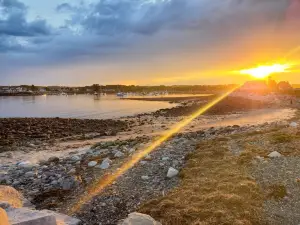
left=1, top=95, right=299, bottom=224
left=0, top=118, right=128, bottom=153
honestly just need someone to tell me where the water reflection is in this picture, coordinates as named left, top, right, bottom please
left=0, top=95, right=175, bottom=119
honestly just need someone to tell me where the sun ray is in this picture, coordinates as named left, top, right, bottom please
left=67, top=85, right=239, bottom=214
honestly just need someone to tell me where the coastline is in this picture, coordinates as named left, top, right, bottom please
left=1, top=95, right=299, bottom=224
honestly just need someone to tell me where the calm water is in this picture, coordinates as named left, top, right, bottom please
left=0, top=95, right=175, bottom=119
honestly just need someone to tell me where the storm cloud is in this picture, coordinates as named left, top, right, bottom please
left=1, top=0, right=296, bottom=85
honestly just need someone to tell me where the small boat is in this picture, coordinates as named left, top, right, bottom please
left=117, top=92, right=127, bottom=97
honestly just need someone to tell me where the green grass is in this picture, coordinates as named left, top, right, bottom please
left=271, top=132, right=294, bottom=144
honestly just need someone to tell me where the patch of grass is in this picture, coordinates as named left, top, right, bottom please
left=271, top=132, right=294, bottom=144
left=139, top=140, right=265, bottom=225
left=267, top=184, right=287, bottom=200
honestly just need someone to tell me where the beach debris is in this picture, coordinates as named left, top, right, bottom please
left=268, top=151, right=282, bottom=158
left=167, top=167, right=179, bottom=178
left=290, top=122, right=298, bottom=128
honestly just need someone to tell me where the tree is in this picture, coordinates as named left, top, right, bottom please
left=92, top=84, right=100, bottom=93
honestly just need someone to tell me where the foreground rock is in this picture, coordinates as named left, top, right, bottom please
left=119, top=212, right=161, bottom=225
left=0, top=186, right=80, bottom=225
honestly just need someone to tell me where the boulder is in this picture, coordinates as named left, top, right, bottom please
left=0, top=186, right=23, bottom=208
left=119, top=212, right=161, bottom=225
left=167, top=167, right=179, bottom=178
left=268, top=151, right=282, bottom=158
left=0, top=208, right=10, bottom=225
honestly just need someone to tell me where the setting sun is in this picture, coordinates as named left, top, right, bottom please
left=239, top=64, right=290, bottom=79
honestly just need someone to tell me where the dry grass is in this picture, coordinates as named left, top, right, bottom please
left=0, top=185, right=23, bottom=208
left=139, top=140, right=266, bottom=225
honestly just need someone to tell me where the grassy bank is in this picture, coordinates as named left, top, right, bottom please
left=140, top=117, right=300, bottom=225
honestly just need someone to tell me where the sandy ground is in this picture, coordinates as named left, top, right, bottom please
left=0, top=107, right=296, bottom=167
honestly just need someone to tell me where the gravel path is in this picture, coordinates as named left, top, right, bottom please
left=252, top=157, right=300, bottom=225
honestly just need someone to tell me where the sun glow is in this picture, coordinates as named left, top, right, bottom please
left=239, top=64, right=290, bottom=79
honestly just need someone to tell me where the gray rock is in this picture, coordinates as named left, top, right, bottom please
left=114, top=151, right=125, bottom=158
left=88, top=161, right=98, bottom=167
left=119, top=212, right=161, bottom=225
left=167, top=167, right=179, bottom=178
left=17, top=162, right=33, bottom=170
left=48, top=157, right=60, bottom=163
left=97, top=158, right=111, bottom=170
left=162, top=157, right=170, bottom=161
left=70, top=156, right=81, bottom=162
left=60, top=177, right=78, bottom=190
left=141, top=176, right=150, bottom=181
left=24, top=172, right=35, bottom=178
left=6, top=208, right=57, bottom=225
left=6, top=207, right=81, bottom=225
left=268, top=151, right=282, bottom=158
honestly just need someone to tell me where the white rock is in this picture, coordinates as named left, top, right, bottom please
left=114, top=151, right=124, bottom=158
left=88, top=161, right=98, bottom=167
left=167, top=167, right=179, bottom=178
left=17, top=161, right=32, bottom=169
left=268, top=151, right=282, bottom=158
left=255, top=156, right=265, bottom=162
left=119, top=212, right=161, bottom=225
left=290, top=122, right=298, bottom=128
left=162, top=157, right=170, bottom=161
left=141, top=176, right=149, bottom=180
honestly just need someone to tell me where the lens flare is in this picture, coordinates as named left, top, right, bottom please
left=239, top=64, right=290, bottom=79
left=67, top=86, right=239, bottom=214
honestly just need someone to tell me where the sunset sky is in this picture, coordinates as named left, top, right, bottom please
left=1, top=0, right=300, bottom=86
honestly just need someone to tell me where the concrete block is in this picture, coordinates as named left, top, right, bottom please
left=7, top=208, right=57, bottom=225
left=42, top=210, right=81, bottom=225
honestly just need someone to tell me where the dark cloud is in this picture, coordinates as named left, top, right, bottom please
left=56, top=3, right=73, bottom=12
left=0, top=0, right=52, bottom=53
left=1, top=0, right=294, bottom=85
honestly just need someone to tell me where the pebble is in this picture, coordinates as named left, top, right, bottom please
left=71, top=155, right=81, bottom=162
left=167, top=167, right=179, bottom=178
left=98, top=158, right=111, bottom=170
left=24, top=171, right=35, bottom=178
left=88, top=161, right=98, bottom=167
left=141, top=176, right=150, bottom=180
left=114, top=151, right=124, bottom=158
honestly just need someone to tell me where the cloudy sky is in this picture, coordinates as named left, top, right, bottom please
left=1, top=0, right=299, bottom=85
